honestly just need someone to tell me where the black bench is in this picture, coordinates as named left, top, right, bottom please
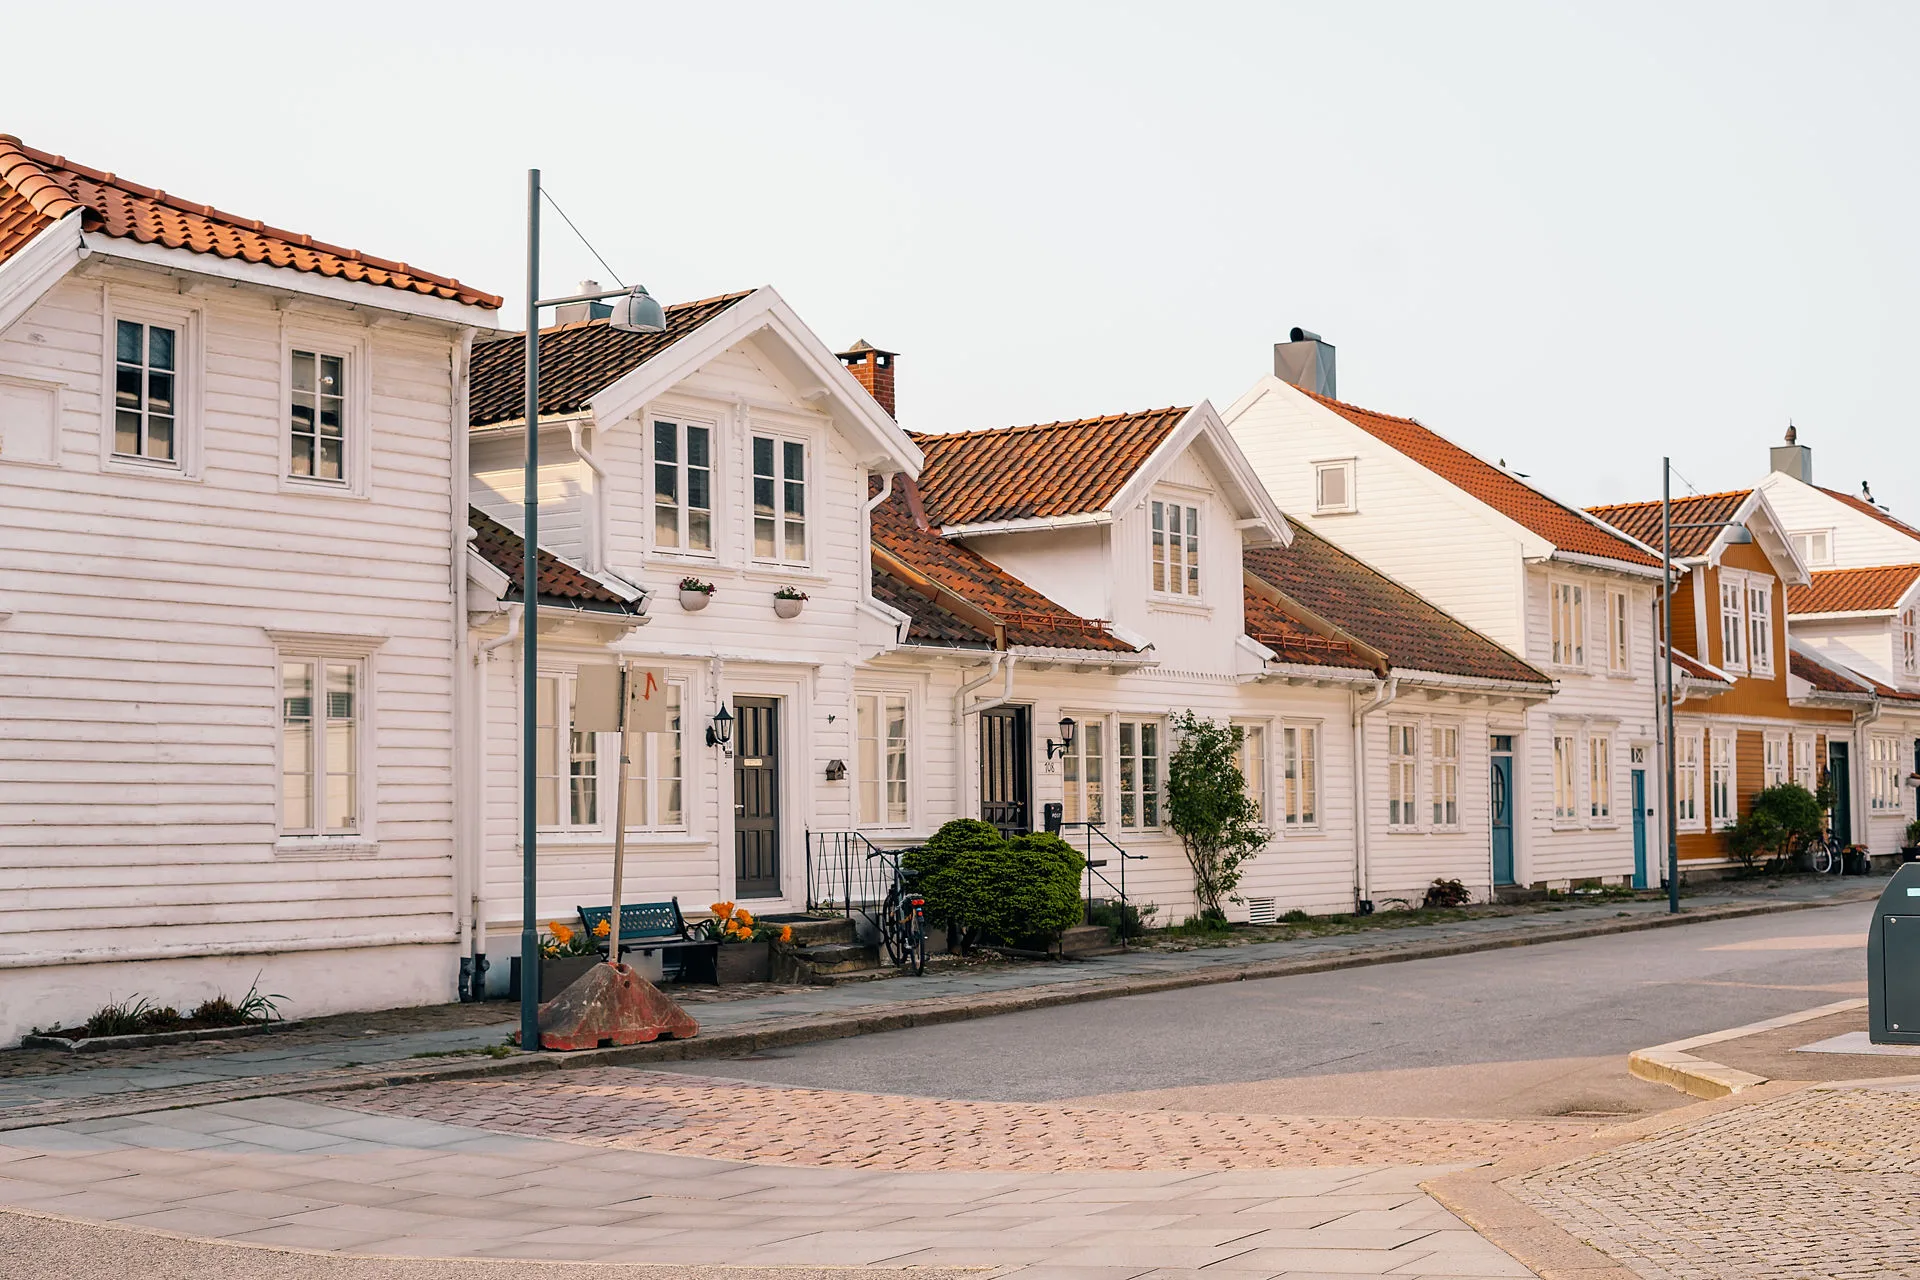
left=576, top=899, right=718, bottom=984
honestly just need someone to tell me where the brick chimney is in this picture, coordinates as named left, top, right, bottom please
left=837, top=339, right=898, bottom=419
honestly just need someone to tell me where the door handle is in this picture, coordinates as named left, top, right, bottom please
left=735, top=803, right=745, bottom=814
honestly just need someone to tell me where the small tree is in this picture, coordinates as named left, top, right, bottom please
left=1165, top=711, right=1271, bottom=918
left=905, top=821, right=1083, bottom=950
left=1725, top=783, right=1824, bottom=873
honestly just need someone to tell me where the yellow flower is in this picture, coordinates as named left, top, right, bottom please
left=593, top=919, right=611, bottom=938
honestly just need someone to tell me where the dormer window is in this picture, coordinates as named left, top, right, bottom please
left=1314, top=459, right=1355, bottom=514
left=1790, top=529, right=1833, bottom=567
left=1150, top=498, right=1200, bottom=597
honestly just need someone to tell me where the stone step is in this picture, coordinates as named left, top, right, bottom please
left=1494, top=886, right=1548, bottom=905
left=815, top=966, right=898, bottom=986
left=797, top=942, right=878, bottom=975
left=781, top=916, right=857, bottom=946
left=1060, top=924, right=1118, bottom=958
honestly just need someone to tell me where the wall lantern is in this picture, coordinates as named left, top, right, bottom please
left=706, top=704, right=734, bottom=755
left=1046, top=716, right=1077, bottom=760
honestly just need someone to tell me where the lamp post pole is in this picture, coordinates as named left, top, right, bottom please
left=1662, top=458, right=1679, bottom=915
left=520, top=169, right=543, bottom=1052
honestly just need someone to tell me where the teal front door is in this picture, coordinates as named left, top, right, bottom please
left=1631, top=769, right=1649, bottom=889
left=1491, top=738, right=1515, bottom=886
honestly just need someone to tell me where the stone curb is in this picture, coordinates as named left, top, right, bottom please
left=1626, top=997, right=1868, bottom=1099
left=0, top=888, right=1874, bottom=1132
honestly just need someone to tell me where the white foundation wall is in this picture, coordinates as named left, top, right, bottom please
left=0, top=269, right=467, bottom=1043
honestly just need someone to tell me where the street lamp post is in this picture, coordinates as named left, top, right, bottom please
left=1658, top=456, right=1753, bottom=915
left=518, top=170, right=666, bottom=1051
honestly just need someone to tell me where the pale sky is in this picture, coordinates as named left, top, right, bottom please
left=9, top=2, right=1915, bottom=515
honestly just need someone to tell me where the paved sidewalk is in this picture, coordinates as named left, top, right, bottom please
left=1, top=875, right=1878, bottom=1129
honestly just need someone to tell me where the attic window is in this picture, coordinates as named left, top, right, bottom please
left=1314, top=459, right=1355, bottom=514
left=1790, top=529, right=1832, bottom=567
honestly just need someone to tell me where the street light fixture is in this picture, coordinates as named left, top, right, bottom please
left=1658, top=455, right=1754, bottom=916
left=517, top=169, right=669, bottom=1053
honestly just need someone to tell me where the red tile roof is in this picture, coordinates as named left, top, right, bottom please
left=468, top=506, right=641, bottom=614
left=1789, top=565, right=1920, bottom=616
left=1789, top=647, right=1920, bottom=703
left=1665, top=647, right=1733, bottom=686
left=1298, top=389, right=1658, bottom=568
left=1244, top=524, right=1549, bottom=686
left=871, top=482, right=1139, bottom=654
left=910, top=407, right=1187, bottom=527
left=1587, top=491, right=1752, bottom=560
left=468, top=291, right=753, bottom=428
left=1818, top=486, right=1920, bottom=542
left=0, top=135, right=498, bottom=309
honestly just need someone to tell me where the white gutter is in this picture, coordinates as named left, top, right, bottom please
left=862, top=469, right=894, bottom=621
left=477, top=602, right=523, bottom=661
left=939, top=512, right=1111, bottom=538
left=566, top=420, right=610, bottom=573
left=1350, top=676, right=1400, bottom=909
left=1541, top=548, right=1668, bottom=580
left=957, top=652, right=1018, bottom=720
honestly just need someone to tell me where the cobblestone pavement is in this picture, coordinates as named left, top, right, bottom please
left=323, top=1067, right=1593, bottom=1172
left=0, top=1092, right=1536, bottom=1277
left=1514, top=1080, right=1920, bottom=1279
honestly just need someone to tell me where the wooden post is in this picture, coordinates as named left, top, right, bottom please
left=608, top=666, right=630, bottom=967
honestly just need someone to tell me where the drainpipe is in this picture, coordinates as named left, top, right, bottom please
left=860, top=469, right=894, bottom=615
left=956, top=652, right=1016, bottom=721
left=566, top=420, right=608, bottom=573
left=1350, top=675, right=1400, bottom=912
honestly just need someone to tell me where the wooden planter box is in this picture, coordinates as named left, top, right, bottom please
left=714, top=940, right=770, bottom=984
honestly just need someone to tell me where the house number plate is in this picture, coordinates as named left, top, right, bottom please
left=742, top=757, right=764, bottom=767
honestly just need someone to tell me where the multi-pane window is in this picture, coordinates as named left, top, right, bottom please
left=1117, top=719, right=1162, bottom=829
left=1901, top=608, right=1918, bottom=678
left=1589, top=734, right=1612, bottom=821
left=1747, top=582, right=1773, bottom=676
left=1150, top=499, right=1201, bottom=597
left=1387, top=723, right=1418, bottom=827
left=621, top=682, right=685, bottom=831
left=1063, top=718, right=1105, bottom=825
left=1709, top=731, right=1735, bottom=825
left=114, top=319, right=177, bottom=462
left=289, top=349, right=346, bottom=482
left=536, top=675, right=598, bottom=829
left=1431, top=724, right=1459, bottom=827
left=1608, top=590, right=1631, bottom=673
left=1235, top=724, right=1267, bottom=820
left=281, top=658, right=359, bottom=835
left=855, top=692, right=909, bottom=827
left=1764, top=735, right=1787, bottom=789
left=1280, top=725, right=1318, bottom=827
left=1550, top=582, right=1585, bottom=668
left=653, top=420, right=713, bottom=553
left=1870, top=736, right=1902, bottom=811
left=1676, top=732, right=1701, bottom=825
left=1719, top=579, right=1747, bottom=672
left=1792, top=734, right=1817, bottom=791
left=1553, top=733, right=1578, bottom=820
left=752, top=435, right=807, bottom=562
left=1791, top=530, right=1832, bottom=566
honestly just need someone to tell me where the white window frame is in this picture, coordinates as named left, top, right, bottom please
left=268, top=629, right=384, bottom=856
left=1763, top=732, right=1788, bottom=790
left=750, top=430, right=810, bottom=565
left=1607, top=589, right=1632, bottom=674
left=1553, top=731, right=1579, bottom=822
left=1719, top=575, right=1748, bottom=675
left=1278, top=722, right=1320, bottom=829
left=1149, top=496, right=1203, bottom=600
left=1312, top=458, right=1356, bottom=514
left=1431, top=721, right=1460, bottom=829
left=1790, top=529, right=1833, bottom=567
left=1234, top=721, right=1269, bottom=822
left=536, top=672, right=601, bottom=833
left=101, top=290, right=204, bottom=480
left=1746, top=578, right=1774, bottom=677
left=1387, top=721, right=1420, bottom=830
left=854, top=690, right=912, bottom=830
left=1676, top=729, right=1703, bottom=830
left=1791, top=733, right=1817, bottom=792
left=620, top=679, right=687, bottom=834
left=1062, top=712, right=1106, bottom=827
left=1870, top=736, right=1902, bottom=812
left=1709, top=730, right=1736, bottom=827
left=650, top=414, right=717, bottom=557
left=1588, top=732, right=1613, bottom=824
left=1900, top=606, right=1919, bottom=679
left=1115, top=716, right=1165, bottom=830
left=281, top=325, right=373, bottom=497
left=1549, top=580, right=1586, bottom=670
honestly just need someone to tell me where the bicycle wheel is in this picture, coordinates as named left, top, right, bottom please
left=1812, top=842, right=1837, bottom=875
left=907, top=907, right=926, bottom=976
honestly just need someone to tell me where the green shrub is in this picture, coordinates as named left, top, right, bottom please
left=1422, top=878, right=1471, bottom=908
left=906, top=820, right=1083, bottom=949
left=1088, top=899, right=1158, bottom=939
left=1726, top=784, right=1824, bottom=872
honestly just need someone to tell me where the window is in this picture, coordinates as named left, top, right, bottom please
left=536, top=674, right=598, bottom=829
left=1431, top=724, right=1459, bottom=827
left=1313, top=460, right=1355, bottom=513
left=288, top=349, right=346, bottom=482
left=1747, top=581, right=1774, bottom=676
left=752, top=434, right=807, bottom=562
left=1901, top=608, right=1918, bottom=678
left=1608, top=590, right=1631, bottom=673
left=1235, top=724, right=1268, bottom=820
left=1709, top=731, right=1735, bottom=826
left=1676, top=731, right=1701, bottom=826
left=1387, top=723, right=1418, bottom=828
left=281, top=658, right=360, bottom=835
left=1719, top=578, right=1747, bottom=673
left=1792, top=733, right=1817, bottom=791
left=856, top=692, right=909, bottom=827
left=1150, top=499, right=1201, bottom=597
left=1117, top=719, right=1162, bottom=828
left=652, top=419, right=713, bottom=553
left=1790, top=529, right=1833, bottom=567
left=1280, top=724, right=1318, bottom=827
left=1589, top=734, right=1612, bottom=821
left=1764, top=734, right=1787, bottom=790
left=1553, top=733, right=1578, bottom=820
left=621, top=682, right=685, bottom=831
left=1550, top=582, right=1586, bottom=668
left=113, top=319, right=177, bottom=463
left=1064, top=718, right=1105, bottom=825
left=1870, top=736, right=1902, bottom=811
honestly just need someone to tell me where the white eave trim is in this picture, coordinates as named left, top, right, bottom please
left=1542, top=548, right=1668, bottom=580
left=1107, top=401, right=1293, bottom=546
left=1388, top=667, right=1558, bottom=697
left=0, top=210, right=85, bottom=335
left=940, top=512, right=1112, bottom=537
left=1789, top=608, right=1895, bottom=622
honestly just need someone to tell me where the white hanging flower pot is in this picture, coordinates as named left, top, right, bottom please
left=773, top=589, right=808, bottom=619
left=678, top=579, right=715, bottom=612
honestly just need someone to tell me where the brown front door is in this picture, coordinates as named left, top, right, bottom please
left=733, top=697, right=781, bottom=898
left=980, top=705, right=1031, bottom=837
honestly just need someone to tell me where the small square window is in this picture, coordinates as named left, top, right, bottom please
left=1314, top=460, right=1355, bottom=514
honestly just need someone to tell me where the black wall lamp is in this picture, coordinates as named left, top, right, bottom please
left=1046, top=716, right=1077, bottom=760
left=706, top=704, right=734, bottom=756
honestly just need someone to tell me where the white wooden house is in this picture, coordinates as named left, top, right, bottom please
left=0, top=135, right=499, bottom=1043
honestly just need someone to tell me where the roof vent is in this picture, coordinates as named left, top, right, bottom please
left=1769, top=422, right=1812, bottom=485
left=1275, top=328, right=1336, bottom=399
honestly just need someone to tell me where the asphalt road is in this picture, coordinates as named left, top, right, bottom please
left=667, top=900, right=1874, bottom=1115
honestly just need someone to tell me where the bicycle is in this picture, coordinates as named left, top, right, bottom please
left=874, top=861, right=927, bottom=976
left=1809, top=831, right=1844, bottom=876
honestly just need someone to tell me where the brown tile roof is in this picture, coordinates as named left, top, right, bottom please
left=1244, top=523, right=1550, bottom=686
left=1789, top=565, right=1920, bottom=616
left=469, top=292, right=753, bottom=428
left=1791, top=648, right=1874, bottom=698
left=1240, top=583, right=1378, bottom=673
left=1299, top=389, right=1658, bottom=568
left=0, top=135, right=498, bottom=309
left=871, top=482, right=1139, bottom=654
left=468, top=506, right=641, bottom=614
left=909, top=407, right=1187, bottom=527
left=1587, top=491, right=1752, bottom=560
left=1817, top=486, right=1920, bottom=542
left=871, top=562, right=993, bottom=649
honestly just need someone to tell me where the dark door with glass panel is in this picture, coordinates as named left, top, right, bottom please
left=1490, top=736, right=1515, bottom=886
left=980, top=706, right=1031, bottom=837
left=733, top=698, right=781, bottom=898
left=1828, top=741, right=1852, bottom=847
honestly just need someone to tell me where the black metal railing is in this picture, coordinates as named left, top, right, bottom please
left=1059, top=822, right=1147, bottom=948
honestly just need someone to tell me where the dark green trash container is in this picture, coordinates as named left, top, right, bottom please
left=1869, top=861, right=1920, bottom=1044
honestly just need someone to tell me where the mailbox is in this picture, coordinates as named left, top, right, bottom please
left=1868, top=860, right=1920, bottom=1044
left=1042, top=802, right=1064, bottom=834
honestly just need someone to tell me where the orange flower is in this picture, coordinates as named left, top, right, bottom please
left=593, top=919, right=611, bottom=938
left=779, top=925, right=793, bottom=943
left=735, top=909, right=755, bottom=928
left=549, top=922, right=573, bottom=944
left=710, top=901, right=735, bottom=920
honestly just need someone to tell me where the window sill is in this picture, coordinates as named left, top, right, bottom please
left=105, top=455, right=199, bottom=482
left=1385, top=825, right=1422, bottom=835
left=1549, top=819, right=1584, bottom=832
left=740, top=564, right=831, bottom=587
left=1312, top=506, right=1358, bottom=517
left=1147, top=597, right=1211, bottom=616
left=275, top=835, right=378, bottom=860
left=1588, top=820, right=1620, bottom=830
left=281, top=476, right=369, bottom=501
